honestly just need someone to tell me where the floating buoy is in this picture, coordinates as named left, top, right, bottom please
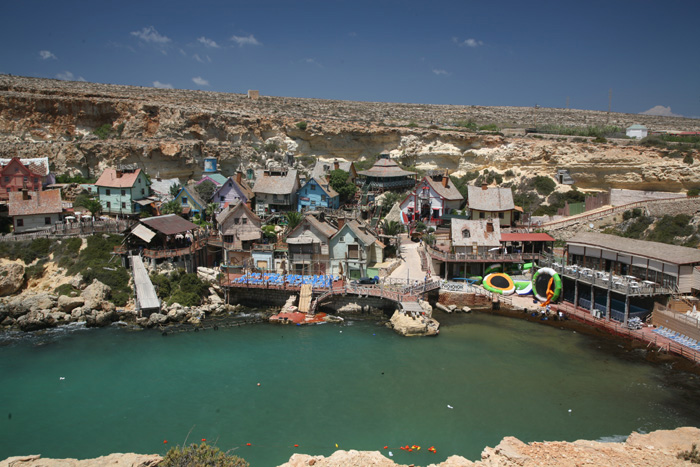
left=246, top=443, right=252, bottom=446
left=294, top=444, right=299, bottom=447
left=447, top=404, right=453, bottom=409
left=383, top=446, right=388, bottom=450
left=257, top=383, right=261, bottom=386
left=482, top=273, right=515, bottom=295
left=163, top=440, right=167, bottom=444
left=59, top=377, right=65, bottom=380
left=335, top=443, right=338, bottom=448
left=201, top=438, right=206, bottom=442
left=388, top=451, right=393, bottom=457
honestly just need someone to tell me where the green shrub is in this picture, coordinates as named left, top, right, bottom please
left=593, top=136, right=607, bottom=143
left=414, top=221, right=427, bottom=233
left=295, top=121, right=307, bottom=131
left=623, top=216, right=653, bottom=239
left=688, top=188, right=700, bottom=197
left=533, top=176, right=556, bottom=196
left=406, top=121, right=418, bottom=128
left=504, top=169, right=515, bottom=178
left=25, top=261, right=46, bottom=280
left=161, top=442, right=249, bottom=467
left=479, top=123, right=500, bottom=132
left=263, top=141, right=279, bottom=153
left=677, top=443, right=700, bottom=464
left=647, top=214, right=694, bottom=244
left=93, top=123, right=113, bottom=140
left=54, top=283, right=79, bottom=297
left=684, top=153, right=695, bottom=165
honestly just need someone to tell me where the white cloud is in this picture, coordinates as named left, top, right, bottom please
left=640, top=105, right=682, bottom=117
left=193, top=54, right=212, bottom=64
left=453, top=37, right=483, bottom=48
left=56, top=71, right=85, bottom=82
left=39, top=50, right=57, bottom=60
left=192, top=76, right=209, bottom=86
left=197, top=36, right=220, bottom=48
left=231, top=34, right=261, bottom=47
left=303, top=58, right=323, bottom=68
left=153, top=81, right=173, bottom=89
left=433, top=69, right=450, bottom=76
left=131, top=26, right=171, bottom=44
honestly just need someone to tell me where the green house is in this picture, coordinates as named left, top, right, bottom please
left=95, top=168, right=151, bottom=215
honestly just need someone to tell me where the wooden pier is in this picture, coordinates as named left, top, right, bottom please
left=131, top=254, right=160, bottom=315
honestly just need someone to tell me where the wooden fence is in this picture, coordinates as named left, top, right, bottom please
left=0, top=220, right=133, bottom=242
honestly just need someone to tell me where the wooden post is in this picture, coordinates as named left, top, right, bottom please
left=624, top=295, right=630, bottom=325
left=606, top=269, right=612, bottom=322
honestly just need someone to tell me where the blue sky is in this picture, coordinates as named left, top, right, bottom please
left=2, top=0, right=699, bottom=117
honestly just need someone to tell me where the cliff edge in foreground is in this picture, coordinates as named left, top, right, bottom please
left=3, top=427, right=699, bottom=467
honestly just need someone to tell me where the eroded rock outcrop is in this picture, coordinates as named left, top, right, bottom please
left=0, top=261, right=25, bottom=296
left=389, top=310, right=439, bottom=336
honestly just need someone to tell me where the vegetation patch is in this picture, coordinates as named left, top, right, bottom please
left=151, top=269, right=209, bottom=307
left=161, top=441, right=249, bottom=467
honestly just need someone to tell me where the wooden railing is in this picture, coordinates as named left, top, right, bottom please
left=113, top=238, right=207, bottom=259
left=1, top=220, right=134, bottom=242
left=425, top=244, right=542, bottom=263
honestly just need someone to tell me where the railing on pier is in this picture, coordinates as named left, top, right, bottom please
left=546, top=262, right=672, bottom=297
left=1, top=219, right=134, bottom=242
left=114, top=238, right=208, bottom=259
left=425, top=244, right=543, bottom=263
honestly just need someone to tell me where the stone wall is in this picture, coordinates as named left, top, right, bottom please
left=438, top=291, right=491, bottom=307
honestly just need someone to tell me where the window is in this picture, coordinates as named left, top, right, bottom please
left=339, top=236, right=345, bottom=243
left=121, top=202, right=126, bottom=209
left=220, top=196, right=225, bottom=201
left=106, top=189, right=111, bottom=196
left=234, top=218, right=239, bottom=224
left=182, top=197, right=188, bottom=204
left=498, top=212, right=504, bottom=219
left=14, top=168, right=19, bottom=173
left=311, top=184, right=316, bottom=191
left=45, top=217, right=51, bottom=225
left=303, top=225, right=310, bottom=231
left=321, top=195, right=326, bottom=202
left=462, top=228, right=471, bottom=238
left=242, top=218, right=247, bottom=224
left=3, top=177, right=8, bottom=182
left=479, top=212, right=485, bottom=219
left=141, top=188, right=145, bottom=195
left=34, top=178, right=38, bottom=184
left=16, top=219, right=23, bottom=227
left=121, top=189, right=126, bottom=196
left=23, top=176, right=27, bottom=182
left=106, top=202, right=111, bottom=209
left=348, top=244, right=360, bottom=259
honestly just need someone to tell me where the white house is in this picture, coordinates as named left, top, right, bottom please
left=399, top=173, right=464, bottom=225
left=626, top=124, right=648, bottom=139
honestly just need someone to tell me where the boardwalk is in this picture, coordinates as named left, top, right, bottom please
left=131, top=255, right=160, bottom=314
left=554, top=301, right=700, bottom=364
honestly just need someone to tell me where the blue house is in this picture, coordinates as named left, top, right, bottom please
left=297, top=177, right=339, bottom=212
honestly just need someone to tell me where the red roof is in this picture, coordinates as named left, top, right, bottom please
left=500, top=233, right=555, bottom=242
left=8, top=190, right=63, bottom=216
left=95, top=168, right=143, bottom=188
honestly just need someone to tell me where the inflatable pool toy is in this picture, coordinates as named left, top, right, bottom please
left=483, top=273, right=515, bottom=295
left=532, top=267, right=562, bottom=304
left=484, top=264, right=502, bottom=275
left=522, top=262, right=534, bottom=270
left=514, top=281, right=533, bottom=295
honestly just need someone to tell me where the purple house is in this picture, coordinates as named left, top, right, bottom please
left=211, top=173, right=254, bottom=209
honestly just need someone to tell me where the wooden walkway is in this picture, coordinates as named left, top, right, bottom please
left=131, top=255, right=160, bottom=314
left=554, top=301, right=700, bottom=364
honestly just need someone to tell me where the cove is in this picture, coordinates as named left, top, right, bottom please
left=2, top=313, right=700, bottom=467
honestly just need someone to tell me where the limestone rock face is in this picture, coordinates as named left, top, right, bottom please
left=57, top=295, right=85, bottom=312
left=81, top=279, right=111, bottom=310
left=389, top=310, right=439, bottom=337
left=0, top=262, right=25, bottom=296
left=0, top=453, right=162, bottom=467
left=147, top=313, right=168, bottom=327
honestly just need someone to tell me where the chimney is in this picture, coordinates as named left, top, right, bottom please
left=486, top=221, right=494, bottom=233
left=246, top=200, right=252, bottom=210
left=442, top=176, right=448, bottom=188
left=481, top=182, right=488, bottom=190
left=334, top=161, right=340, bottom=171
left=337, top=216, right=345, bottom=230
left=236, top=171, right=243, bottom=184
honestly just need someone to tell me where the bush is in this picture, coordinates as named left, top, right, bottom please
left=623, top=216, right=653, bottom=239
left=295, top=121, right=307, bottom=131
left=592, top=136, right=607, bottom=143
left=677, top=443, right=700, bottom=464
left=152, top=270, right=208, bottom=307
left=684, top=153, right=695, bottom=165
left=504, top=169, right=515, bottom=178
left=263, top=141, right=279, bottom=153
left=533, top=176, right=556, bottom=196
left=93, top=124, right=113, bottom=140
left=161, top=442, right=249, bottom=467
left=479, top=123, right=500, bottom=132
left=688, top=188, right=700, bottom=197
left=647, top=214, right=694, bottom=244
left=55, top=283, right=79, bottom=297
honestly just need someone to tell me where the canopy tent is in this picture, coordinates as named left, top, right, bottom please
left=130, top=224, right=157, bottom=243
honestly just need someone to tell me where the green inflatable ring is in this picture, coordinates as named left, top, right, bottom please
left=531, top=267, right=562, bottom=302
left=484, top=264, right=502, bottom=276
left=483, top=273, right=515, bottom=295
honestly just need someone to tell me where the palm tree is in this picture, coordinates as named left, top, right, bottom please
left=380, top=219, right=402, bottom=236
left=83, top=198, right=103, bottom=217
left=169, top=183, right=182, bottom=199
left=205, top=203, right=218, bottom=222
left=161, top=200, right=183, bottom=215
left=285, top=211, right=303, bottom=231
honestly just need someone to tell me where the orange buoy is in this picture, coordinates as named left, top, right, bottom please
left=246, top=443, right=252, bottom=446
left=257, top=383, right=261, bottom=386
left=294, top=444, right=299, bottom=447
left=163, top=440, right=167, bottom=444
left=383, top=446, right=388, bottom=450
left=201, top=438, right=206, bottom=442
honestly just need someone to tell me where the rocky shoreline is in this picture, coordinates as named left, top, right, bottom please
left=4, top=427, right=699, bottom=467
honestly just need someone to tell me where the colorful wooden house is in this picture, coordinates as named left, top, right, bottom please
left=297, top=177, right=340, bottom=212
left=286, top=214, right=338, bottom=274
left=94, top=167, right=151, bottom=215
left=399, top=172, right=464, bottom=225
left=0, top=157, right=46, bottom=201
left=9, top=190, right=64, bottom=233
left=253, top=169, right=300, bottom=215
left=467, top=183, right=519, bottom=227
left=329, top=219, right=385, bottom=279
left=173, top=182, right=206, bottom=217
left=211, top=173, right=254, bottom=210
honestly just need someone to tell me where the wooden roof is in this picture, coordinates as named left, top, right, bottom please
left=567, top=232, right=700, bottom=265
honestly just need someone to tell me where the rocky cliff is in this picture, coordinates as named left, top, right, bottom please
left=1, top=75, right=698, bottom=191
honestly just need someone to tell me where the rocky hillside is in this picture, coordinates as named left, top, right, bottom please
left=0, top=74, right=699, bottom=191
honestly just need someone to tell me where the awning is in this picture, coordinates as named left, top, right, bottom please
left=131, top=224, right=156, bottom=243
left=135, top=199, right=153, bottom=206
left=239, top=231, right=262, bottom=241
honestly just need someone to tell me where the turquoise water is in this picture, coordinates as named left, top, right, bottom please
left=2, top=313, right=700, bottom=466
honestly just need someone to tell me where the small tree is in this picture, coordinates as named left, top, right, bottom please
left=329, top=169, right=357, bottom=203
left=285, top=211, right=303, bottom=231
left=83, top=198, right=103, bottom=217
left=262, top=225, right=277, bottom=243
left=205, top=203, right=218, bottom=222
left=380, top=219, right=402, bottom=236
left=195, top=180, right=217, bottom=203
left=161, top=200, right=183, bottom=215
left=170, top=183, right=182, bottom=199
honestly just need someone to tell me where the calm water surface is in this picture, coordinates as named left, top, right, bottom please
left=2, top=313, right=700, bottom=466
